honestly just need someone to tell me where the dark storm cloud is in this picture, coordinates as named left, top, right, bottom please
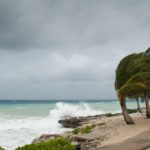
left=0, top=0, right=149, bottom=51
left=0, top=0, right=150, bottom=99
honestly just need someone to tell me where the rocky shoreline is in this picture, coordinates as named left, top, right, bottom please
left=58, top=113, right=122, bottom=128
left=32, top=113, right=122, bottom=150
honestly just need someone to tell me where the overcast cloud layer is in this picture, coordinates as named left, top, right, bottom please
left=0, top=0, right=150, bottom=100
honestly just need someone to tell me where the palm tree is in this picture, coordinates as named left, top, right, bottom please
left=118, top=82, right=146, bottom=124
left=115, top=55, right=142, bottom=123
left=117, top=94, right=135, bottom=124
left=125, top=72, right=150, bottom=118
left=115, top=48, right=150, bottom=124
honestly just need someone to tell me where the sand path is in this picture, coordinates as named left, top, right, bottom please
left=96, top=128, right=150, bottom=150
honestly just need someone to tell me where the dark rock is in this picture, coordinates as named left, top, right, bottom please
left=73, top=136, right=94, bottom=142
left=75, top=144, right=81, bottom=150
left=71, top=141, right=81, bottom=150
left=58, top=115, right=103, bottom=128
left=58, top=113, right=122, bottom=128
left=58, top=117, right=81, bottom=128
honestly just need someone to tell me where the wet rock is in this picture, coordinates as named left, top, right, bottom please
left=58, top=117, right=81, bottom=128
left=58, top=113, right=121, bottom=128
left=73, top=136, right=94, bottom=142
left=71, top=141, right=81, bottom=150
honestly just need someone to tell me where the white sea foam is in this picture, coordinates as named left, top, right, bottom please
left=0, top=102, right=104, bottom=150
left=49, top=102, right=104, bottom=119
left=16, top=107, right=24, bottom=110
left=0, top=116, right=66, bottom=150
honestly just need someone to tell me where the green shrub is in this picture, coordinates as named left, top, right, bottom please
left=105, top=113, right=114, bottom=117
left=16, top=137, right=75, bottom=150
left=72, top=128, right=80, bottom=134
left=128, top=109, right=137, bottom=114
left=0, top=147, right=5, bottom=150
left=72, top=125, right=95, bottom=134
left=80, top=125, right=95, bottom=134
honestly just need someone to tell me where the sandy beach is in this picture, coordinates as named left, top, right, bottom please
left=98, top=114, right=150, bottom=147
left=78, top=113, right=150, bottom=149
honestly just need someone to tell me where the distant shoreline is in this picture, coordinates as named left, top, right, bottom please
left=0, top=99, right=118, bottom=104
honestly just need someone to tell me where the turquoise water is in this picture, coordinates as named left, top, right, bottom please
left=0, top=100, right=143, bottom=116
left=0, top=100, right=144, bottom=150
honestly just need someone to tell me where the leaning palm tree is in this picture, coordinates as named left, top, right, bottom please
left=117, top=94, right=135, bottom=124
left=126, top=72, right=150, bottom=118
left=115, top=54, right=144, bottom=124
left=118, top=82, right=145, bottom=124
left=115, top=48, right=150, bottom=124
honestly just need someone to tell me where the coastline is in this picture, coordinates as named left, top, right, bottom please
left=32, top=112, right=150, bottom=150
left=1, top=111, right=150, bottom=149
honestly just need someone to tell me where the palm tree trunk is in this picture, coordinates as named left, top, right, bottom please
left=136, top=98, right=141, bottom=113
left=144, top=94, right=150, bottom=118
left=119, top=98, right=135, bottom=124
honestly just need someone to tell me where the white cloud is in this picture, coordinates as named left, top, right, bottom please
left=14, top=53, right=113, bottom=83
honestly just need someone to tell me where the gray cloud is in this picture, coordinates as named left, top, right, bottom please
left=0, top=0, right=149, bottom=51
left=0, top=0, right=150, bottom=99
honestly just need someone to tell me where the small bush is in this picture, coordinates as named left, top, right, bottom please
left=80, top=125, right=95, bottom=134
left=0, top=147, right=5, bottom=150
left=72, top=125, right=95, bottom=134
left=72, top=128, right=80, bottom=134
left=105, top=113, right=114, bottom=117
left=15, top=137, right=75, bottom=150
left=128, top=109, right=137, bottom=114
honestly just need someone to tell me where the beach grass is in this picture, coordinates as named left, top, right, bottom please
left=72, top=124, right=95, bottom=134
left=15, top=137, right=75, bottom=150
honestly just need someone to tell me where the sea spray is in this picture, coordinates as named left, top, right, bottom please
left=49, top=102, right=104, bottom=119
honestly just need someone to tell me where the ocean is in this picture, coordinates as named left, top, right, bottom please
left=0, top=100, right=144, bottom=150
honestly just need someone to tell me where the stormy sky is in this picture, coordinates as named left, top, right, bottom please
left=0, top=0, right=150, bottom=100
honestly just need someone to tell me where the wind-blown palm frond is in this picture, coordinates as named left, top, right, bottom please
left=118, top=82, right=145, bottom=98
left=115, top=53, right=144, bottom=90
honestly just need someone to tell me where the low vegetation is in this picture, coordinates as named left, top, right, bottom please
left=0, top=147, right=5, bottom=150
left=15, top=137, right=75, bottom=150
left=127, top=109, right=137, bottom=114
left=105, top=113, right=116, bottom=117
left=72, top=125, right=95, bottom=134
